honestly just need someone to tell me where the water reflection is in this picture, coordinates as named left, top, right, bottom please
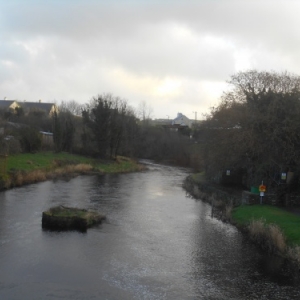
left=0, top=162, right=300, bottom=299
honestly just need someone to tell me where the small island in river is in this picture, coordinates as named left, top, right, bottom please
left=42, top=205, right=106, bottom=231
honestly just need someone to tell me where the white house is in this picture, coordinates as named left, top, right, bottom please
left=172, top=113, right=194, bottom=128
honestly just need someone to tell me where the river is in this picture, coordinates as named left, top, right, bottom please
left=0, top=161, right=300, bottom=299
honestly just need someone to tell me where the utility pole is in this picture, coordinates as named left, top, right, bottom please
left=193, top=111, right=197, bottom=121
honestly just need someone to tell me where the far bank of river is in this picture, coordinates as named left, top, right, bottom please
left=0, top=152, right=145, bottom=191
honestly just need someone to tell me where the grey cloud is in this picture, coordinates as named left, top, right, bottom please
left=1, top=1, right=146, bottom=40
left=1, top=0, right=300, bottom=118
left=2, top=1, right=299, bottom=48
left=106, top=35, right=235, bottom=80
left=2, top=1, right=298, bottom=60
left=0, top=41, right=29, bottom=64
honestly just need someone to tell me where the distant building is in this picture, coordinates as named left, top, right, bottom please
left=0, top=99, right=58, bottom=117
left=40, top=131, right=54, bottom=148
left=19, top=100, right=58, bottom=116
left=172, top=113, right=194, bottom=128
left=0, top=100, right=20, bottom=112
left=152, top=113, right=195, bottom=130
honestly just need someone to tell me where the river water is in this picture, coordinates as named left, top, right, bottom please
left=0, top=161, right=300, bottom=299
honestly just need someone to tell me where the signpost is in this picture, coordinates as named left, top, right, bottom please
left=259, top=182, right=266, bottom=204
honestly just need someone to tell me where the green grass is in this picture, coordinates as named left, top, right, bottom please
left=232, top=205, right=300, bottom=246
left=7, top=152, right=92, bottom=171
left=46, top=206, right=89, bottom=218
left=190, top=172, right=206, bottom=184
left=96, top=156, right=144, bottom=173
left=43, top=206, right=106, bottom=229
left=4, top=152, right=143, bottom=173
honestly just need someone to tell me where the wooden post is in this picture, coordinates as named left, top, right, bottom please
left=0, top=155, right=8, bottom=176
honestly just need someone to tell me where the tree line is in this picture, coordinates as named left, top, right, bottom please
left=0, top=94, right=193, bottom=166
left=3, top=69, right=300, bottom=199
left=192, top=70, right=300, bottom=199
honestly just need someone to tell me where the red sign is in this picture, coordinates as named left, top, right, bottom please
left=259, top=185, right=266, bottom=192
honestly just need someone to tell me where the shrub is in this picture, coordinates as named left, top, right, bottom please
left=73, top=164, right=93, bottom=172
left=248, top=219, right=265, bottom=239
left=248, top=219, right=286, bottom=254
left=17, top=127, right=42, bottom=153
left=0, top=175, right=11, bottom=189
left=225, top=205, right=233, bottom=221
left=268, top=224, right=286, bottom=253
left=0, top=136, right=22, bottom=155
left=7, top=138, right=22, bottom=154
left=24, top=170, right=47, bottom=183
left=287, top=246, right=300, bottom=266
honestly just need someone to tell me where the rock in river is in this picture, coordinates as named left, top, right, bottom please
left=42, top=205, right=106, bottom=231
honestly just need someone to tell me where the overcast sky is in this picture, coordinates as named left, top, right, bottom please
left=1, top=0, right=300, bottom=120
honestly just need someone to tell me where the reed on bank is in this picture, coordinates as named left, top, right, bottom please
left=232, top=205, right=300, bottom=247
left=231, top=204, right=300, bottom=264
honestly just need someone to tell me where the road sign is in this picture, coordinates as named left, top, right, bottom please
left=259, top=184, right=266, bottom=192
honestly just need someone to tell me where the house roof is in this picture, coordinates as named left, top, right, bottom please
left=0, top=100, right=17, bottom=109
left=19, top=102, right=56, bottom=114
left=172, top=112, right=190, bottom=126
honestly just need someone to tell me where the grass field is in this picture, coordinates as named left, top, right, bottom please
left=0, top=152, right=145, bottom=190
left=6, top=152, right=92, bottom=171
left=4, top=152, right=143, bottom=173
left=232, top=204, right=300, bottom=247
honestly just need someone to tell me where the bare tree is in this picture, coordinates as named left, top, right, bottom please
left=198, top=70, right=300, bottom=192
left=59, top=100, right=84, bottom=116
left=137, top=100, right=153, bottom=122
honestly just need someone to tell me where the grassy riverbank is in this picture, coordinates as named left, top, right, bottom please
left=6, top=152, right=144, bottom=173
left=184, top=173, right=300, bottom=265
left=0, top=152, right=145, bottom=189
left=231, top=205, right=300, bottom=265
left=7, top=152, right=92, bottom=171
left=232, top=205, right=300, bottom=247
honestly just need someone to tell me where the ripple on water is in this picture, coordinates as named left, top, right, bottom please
left=0, top=163, right=300, bottom=299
